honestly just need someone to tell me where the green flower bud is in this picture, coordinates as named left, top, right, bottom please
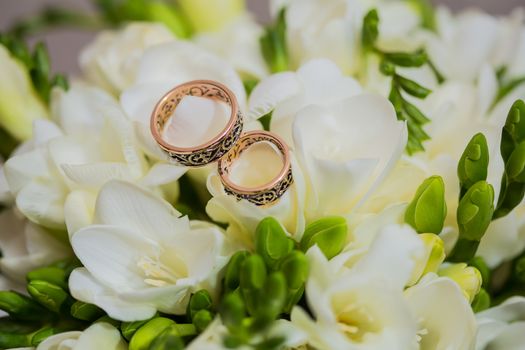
left=178, top=0, right=244, bottom=33
left=421, top=233, right=445, bottom=274
left=260, top=9, right=288, bottom=73
left=300, top=216, right=348, bottom=259
left=439, top=263, right=482, bottom=303
left=121, top=318, right=154, bottom=341
left=383, top=50, right=428, bottom=67
left=255, top=217, right=294, bottom=270
left=379, top=60, right=396, bottom=76
left=472, top=288, right=491, bottom=313
left=70, top=301, right=104, bottom=321
left=255, top=272, right=286, bottom=323
left=396, top=75, right=432, bottom=98
left=27, top=266, right=68, bottom=289
left=220, top=292, right=246, bottom=331
left=224, top=251, right=250, bottom=293
left=505, top=141, right=525, bottom=182
left=187, top=289, right=213, bottom=320
left=403, top=99, right=430, bottom=124
left=148, top=325, right=185, bottom=350
left=129, top=317, right=175, bottom=350
left=501, top=100, right=525, bottom=163
left=51, top=74, right=68, bottom=91
left=405, top=176, right=447, bottom=234
left=27, top=280, right=70, bottom=313
left=0, top=332, right=31, bottom=348
left=192, top=309, right=213, bottom=333
left=30, top=327, right=57, bottom=346
left=450, top=181, right=494, bottom=261
left=458, top=133, right=489, bottom=197
left=362, top=9, right=379, bottom=50
left=240, top=255, right=267, bottom=315
left=0, top=291, right=49, bottom=320
left=32, top=43, right=50, bottom=80
left=513, top=254, right=525, bottom=284
left=469, top=257, right=491, bottom=289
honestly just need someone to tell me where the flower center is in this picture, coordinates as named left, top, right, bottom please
left=334, top=300, right=381, bottom=342
left=137, top=254, right=187, bottom=287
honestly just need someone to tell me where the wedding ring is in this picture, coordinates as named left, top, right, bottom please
left=218, top=131, right=293, bottom=206
left=150, top=80, right=243, bottom=167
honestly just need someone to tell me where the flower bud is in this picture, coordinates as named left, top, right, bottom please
left=300, top=216, right=347, bottom=259
left=187, top=289, right=213, bottom=320
left=405, top=176, right=447, bottom=234
left=255, top=272, right=286, bottom=325
left=471, top=288, right=490, bottom=313
left=220, top=292, right=246, bottom=331
left=0, top=45, right=48, bottom=140
left=362, top=9, right=379, bottom=50
left=129, top=317, right=175, bottom=350
left=409, top=233, right=445, bottom=285
left=383, top=50, right=428, bottom=67
left=178, top=0, right=244, bottom=33
left=240, top=255, right=267, bottom=315
left=0, top=291, right=49, bottom=320
left=121, top=318, right=154, bottom=341
left=439, top=263, right=482, bottom=302
left=255, top=217, right=294, bottom=270
left=224, top=251, right=250, bottom=293
left=27, top=266, right=68, bottom=289
left=458, top=133, right=489, bottom=197
left=396, top=75, right=431, bottom=98
left=505, top=141, right=525, bottom=182
left=70, top=301, right=104, bottom=321
left=192, top=309, right=214, bottom=332
left=279, top=250, right=308, bottom=312
left=147, top=3, right=191, bottom=38
left=469, top=256, right=490, bottom=289
left=27, top=280, right=70, bottom=313
left=148, top=325, right=185, bottom=350
left=501, top=99, right=525, bottom=162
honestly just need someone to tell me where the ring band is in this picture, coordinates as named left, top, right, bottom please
left=150, top=80, right=243, bottom=167
left=218, top=131, right=293, bottom=206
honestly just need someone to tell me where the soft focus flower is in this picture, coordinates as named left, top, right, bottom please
left=0, top=45, right=48, bottom=140
left=476, top=297, right=525, bottom=350
left=291, top=225, right=475, bottom=349
left=178, top=0, right=245, bottom=33
left=79, top=23, right=175, bottom=95
left=0, top=209, right=70, bottom=283
left=36, top=322, right=127, bottom=350
left=438, top=263, right=482, bottom=302
left=69, top=180, right=229, bottom=321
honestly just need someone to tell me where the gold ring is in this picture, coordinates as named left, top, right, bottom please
left=218, top=130, right=293, bottom=206
left=150, top=80, right=243, bottom=167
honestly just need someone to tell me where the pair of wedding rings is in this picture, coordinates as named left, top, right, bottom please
left=150, top=80, right=293, bottom=206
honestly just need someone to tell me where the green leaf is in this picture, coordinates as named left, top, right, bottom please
left=129, top=317, right=175, bottom=350
left=260, top=9, right=288, bottom=73
left=396, top=75, right=432, bottom=98
left=361, top=9, right=379, bottom=51
left=70, top=301, right=104, bottom=321
left=383, top=50, right=427, bottom=67
left=300, top=216, right=347, bottom=259
left=255, top=217, right=294, bottom=270
left=458, top=133, right=489, bottom=198
left=405, top=176, right=447, bottom=234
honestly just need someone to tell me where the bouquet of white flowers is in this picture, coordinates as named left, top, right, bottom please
left=0, top=0, right=525, bottom=349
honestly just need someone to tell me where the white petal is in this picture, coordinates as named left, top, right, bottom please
left=62, top=162, right=135, bottom=188
left=75, top=323, right=127, bottom=350
left=32, top=119, right=63, bottom=147
left=64, top=190, right=96, bottom=237
left=4, top=149, right=51, bottom=194
left=482, top=322, right=525, bottom=350
left=140, top=162, right=186, bottom=187
left=69, top=268, right=156, bottom=321
left=94, top=180, right=186, bottom=242
left=37, top=331, right=82, bottom=350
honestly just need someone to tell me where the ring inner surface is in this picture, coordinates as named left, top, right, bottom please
left=221, top=135, right=287, bottom=192
left=154, top=83, right=234, bottom=152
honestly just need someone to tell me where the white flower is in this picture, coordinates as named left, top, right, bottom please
left=271, top=0, right=420, bottom=74
left=69, top=180, right=229, bottom=321
left=79, top=23, right=175, bottom=95
left=193, top=14, right=269, bottom=79
left=291, top=225, right=475, bottom=350
left=423, top=8, right=524, bottom=82
left=0, top=208, right=70, bottom=283
left=0, top=45, right=48, bottom=141
left=36, top=322, right=127, bottom=350
left=476, top=297, right=525, bottom=350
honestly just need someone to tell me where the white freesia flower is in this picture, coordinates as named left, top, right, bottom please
left=0, top=45, right=48, bottom=141
left=476, top=297, right=525, bottom=350
left=0, top=209, right=70, bottom=282
left=79, top=23, right=175, bottom=95
left=194, top=14, right=268, bottom=79
left=423, top=8, right=524, bottom=82
left=36, top=322, right=127, bottom=350
left=291, top=225, right=475, bottom=350
left=271, top=0, right=420, bottom=74
left=69, top=180, right=229, bottom=321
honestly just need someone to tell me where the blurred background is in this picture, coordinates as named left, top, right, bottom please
left=0, top=0, right=523, bottom=74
